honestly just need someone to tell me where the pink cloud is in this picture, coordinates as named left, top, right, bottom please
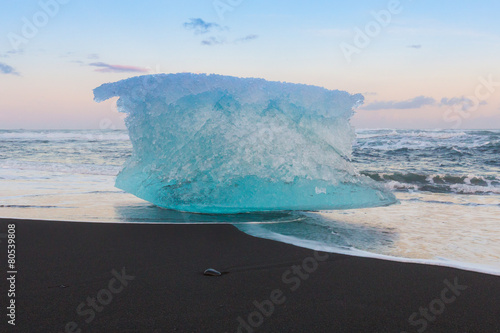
left=89, top=62, right=150, bottom=73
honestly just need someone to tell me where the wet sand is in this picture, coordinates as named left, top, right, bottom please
left=0, top=218, right=498, bottom=332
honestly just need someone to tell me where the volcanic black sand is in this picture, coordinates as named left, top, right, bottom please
left=0, top=218, right=499, bottom=332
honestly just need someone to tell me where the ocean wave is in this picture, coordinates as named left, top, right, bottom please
left=0, top=130, right=130, bottom=142
left=355, top=140, right=499, bottom=152
left=449, top=183, right=500, bottom=195
left=355, top=129, right=499, bottom=152
left=0, top=205, right=66, bottom=208
left=362, top=172, right=500, bottom=195
left=0, top=160, right=121, bottom=176
left=356, top=130, right=399, bottom=139
left=356, top=129, right=468, bottom=140
left=401, top=198, right=500, bottom=207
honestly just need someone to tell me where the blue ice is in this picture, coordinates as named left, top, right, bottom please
left=94, top=73, right=397, bottom=213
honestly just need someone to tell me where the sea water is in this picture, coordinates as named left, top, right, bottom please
left=1, top=128, right=499, bottom=274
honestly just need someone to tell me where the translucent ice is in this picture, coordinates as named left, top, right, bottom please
left=94, top=73, right=397, bottom=213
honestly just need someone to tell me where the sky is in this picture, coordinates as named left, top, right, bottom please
left=1, top=0, right=500, bottom=129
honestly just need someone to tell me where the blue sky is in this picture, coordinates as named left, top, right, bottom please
left=1, top=0, right=499, bottom=129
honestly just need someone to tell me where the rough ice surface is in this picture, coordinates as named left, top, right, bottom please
left=94, top=73, right=397, bottom=213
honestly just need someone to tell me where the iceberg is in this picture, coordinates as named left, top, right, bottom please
left=94, top=73, right=396, bottom=213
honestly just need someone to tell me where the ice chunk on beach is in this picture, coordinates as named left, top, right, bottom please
left=94, top=73, right=396, bottom=213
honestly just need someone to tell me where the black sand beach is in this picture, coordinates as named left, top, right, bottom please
left=1, top=218, right=499, bottom=332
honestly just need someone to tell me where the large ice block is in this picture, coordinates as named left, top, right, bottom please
left=94, top=73, right=396, bottom=213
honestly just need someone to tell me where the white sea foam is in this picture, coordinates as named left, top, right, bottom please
left=0, top=160, right=121, bottom=176
left=384, top=180, right=419, bottom=191
left=356, top=129, right=467, bottom=139
left=237, top=224, right=500, bottom=276
left=354, top=129, right=492, bottom=151
left=450, top=183, right=500, bottom=194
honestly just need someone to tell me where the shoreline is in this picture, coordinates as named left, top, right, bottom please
left=4, top=216, right=500, bottom=277
left=238, top=226, right=500, bottom=277
left=1, top=218, right=499, bottom=332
